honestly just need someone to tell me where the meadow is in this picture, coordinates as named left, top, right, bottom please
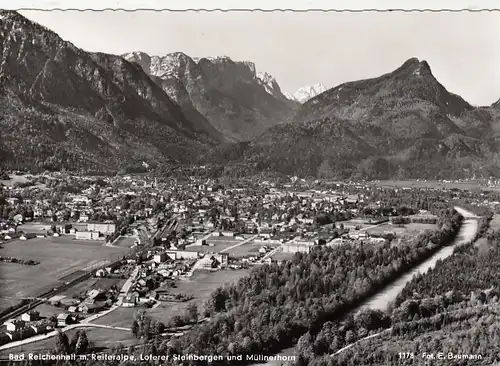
left=112, top=236, right=137, bottom=248
left=371, top=179, right=488, bottom=191
left=227, top=240, right=280, bottom=258
left=0, top=237, right=129, bottom=312
left=95, top=269, right=250, bottom=328
left=366, top=222, right=437, bottom=237
left=0, top=326, right=137, bottom=355
left=184, top=241, right=238, bottom=254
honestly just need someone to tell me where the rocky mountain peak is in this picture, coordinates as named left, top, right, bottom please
left=196, top=56, right=257, bottom=86
left=122, top=51, right=296, bottom=141
left=121, top=51, right=151, bottom=72
left=296, top=58, right=473, bottom=123
left=398, top=57, right=433, bottom=78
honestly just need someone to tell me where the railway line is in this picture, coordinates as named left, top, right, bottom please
left=0, top=214, right=163, bottom=339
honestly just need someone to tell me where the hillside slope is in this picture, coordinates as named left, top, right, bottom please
left=0, top=11, right=216, bottom=172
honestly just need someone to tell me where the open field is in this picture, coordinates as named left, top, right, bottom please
left=366, top=222, right=437, bottom=237
left=184, top=241, right=239, bottom=254
left=0, top=327, right=138, bottom=355
left=16, top=223, right=51, bottom=234
left=206, top=239, right=240, bottom=245
left=96, top=269, right=250, bottom=327
left=0, top=237, right=130, bottom=310
left=92, top=307, right=138, bottom=329
left=17, top=222, right=88, bottom=233
left=0, top=296, right=21, bottom=312
left=59, top=270, right=87, bottom=283
left=371, top=179, right=489, bottom=191
left=227, top=240, right=280, bottom=258
left=0, top=174, right=31, bottom=187
left=112, top=236, right=136, bottom=248
left=206, top=236, right=240, bottom=243
left=342, top=220, right=378, bottom=230
left=60, top=277, right=126, bottom=298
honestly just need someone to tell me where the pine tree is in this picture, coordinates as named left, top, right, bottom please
left=75, top=331, right=89, bottom=354
left=131, top=320, right=140, bottom=339
left=54, top=330, right=70, bottom=354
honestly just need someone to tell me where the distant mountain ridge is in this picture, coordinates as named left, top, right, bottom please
left=284, top=83, right=327, bottom=103
left=208, top=58, right=500, bottom=180
left=122, top=51, right=298, bottom=141
left=2, top=10, right=500, bottom=180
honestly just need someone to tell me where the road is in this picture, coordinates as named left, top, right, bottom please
left=119, top=266, right=139, bottom=298
left=220, top=234, right=258, bottom=253
left=359, top=221, right=387, bottom=232
left=0, top=267, right=140, bottom=352
left=330, top=300, right=498, bottom=357
left=331, top=329, right=391, bottom=356
left=0, top=321, right=130, bottom=351
left=257, top=238, right=295, bottom=264
left=183, top=257, right=206, bottom=277
left=454, top=206, right=479, bottom=219
left=0, top=314, right=206, bottom=353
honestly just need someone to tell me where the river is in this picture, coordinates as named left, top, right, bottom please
left=257, top=207, right=479, bottom=366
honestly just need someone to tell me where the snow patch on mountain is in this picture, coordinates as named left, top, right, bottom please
left=256, top=71, right=283, bottom=98
left=285, top=83, right=328, bottom=103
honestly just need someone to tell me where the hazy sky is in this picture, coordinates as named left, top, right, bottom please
left=19, top=10, right=500, bottom=106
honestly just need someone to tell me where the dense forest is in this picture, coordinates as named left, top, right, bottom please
left=306, top=292, right=500, bottom=366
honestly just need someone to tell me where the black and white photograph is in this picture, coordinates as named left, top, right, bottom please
left=0, top=1, right=500, bottom=365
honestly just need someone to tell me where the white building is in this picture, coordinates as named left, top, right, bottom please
left=165, top=250, right=199, bottom=260
left=87, top=222, right=116, bottom=234
left=154, top=253, right=167, bottom=263
left=5, top=320, right=25, bottom=332
left=75, top=231, right=100, bottom=240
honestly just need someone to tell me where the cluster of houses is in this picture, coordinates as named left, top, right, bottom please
left=0, top=311, right=53, bottom=346
left=120, top=260, right=185, bottom=308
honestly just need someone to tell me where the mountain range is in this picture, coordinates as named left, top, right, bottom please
left=1, top=10, right=500, bottom=179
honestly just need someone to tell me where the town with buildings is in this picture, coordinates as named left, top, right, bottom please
left=0, top=171, right=497, bottom=354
